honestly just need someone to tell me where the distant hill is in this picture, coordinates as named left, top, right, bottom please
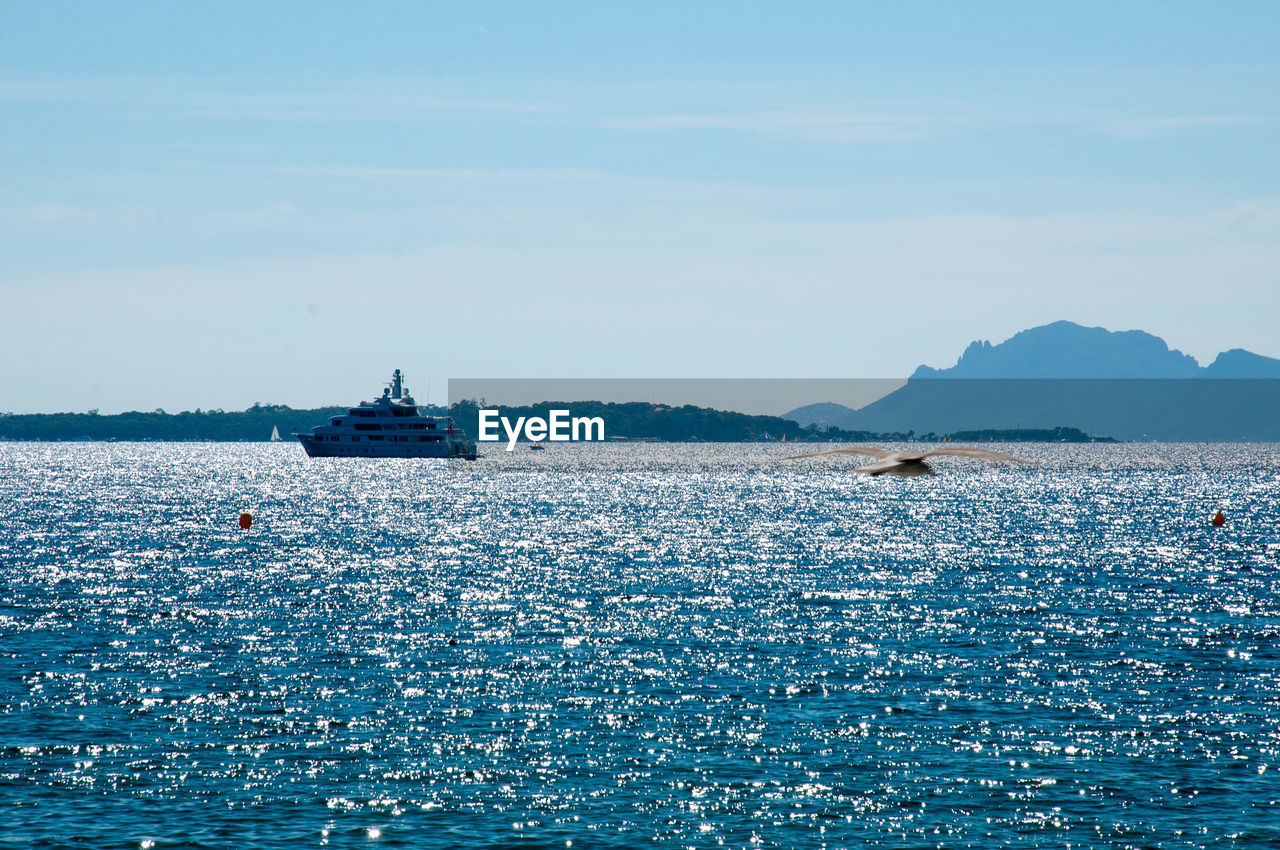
left=0, top=401, right=890, bottom=444
left=944, top=426, right=1117, bottom=444
left=0, top=405, right=361, bottom=443
left=807, top=379, right=1280, bottom=441
left=911, top=320, right=1280, bottom=379
left=782, top=402, right=858, bottom=430
left=448, top=399, right=851, bottom=443
left=0, top=399, right=1119, bottom=445
left=784, top=321, right=1280, bottom=440
left=1204, top=348, right=1280, bottom=378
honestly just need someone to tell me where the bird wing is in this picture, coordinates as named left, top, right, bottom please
left=913, top=446, right=1031, bottom=463
left=852, top=459, right=906, bottom=475
left=785, top=446, right=897, bottom=460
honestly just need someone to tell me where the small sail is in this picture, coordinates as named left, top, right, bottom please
left=270, top=425, right=282, bottom=441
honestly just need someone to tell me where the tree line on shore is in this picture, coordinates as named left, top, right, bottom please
left=0, top=401, right=1111, bottom=443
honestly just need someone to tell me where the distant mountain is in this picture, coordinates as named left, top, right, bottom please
left=1204, top=348, right=1280, bottom=378
left=783, top=402, right=858, bottom=430
left=803, top=378, right=1280, bottom=441
left=783, top=322, right=1280, bottom=440
left=910, top=320, right=1280, bottom=379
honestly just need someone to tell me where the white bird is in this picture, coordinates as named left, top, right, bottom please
left=786, top=445, right=1030, bottom=476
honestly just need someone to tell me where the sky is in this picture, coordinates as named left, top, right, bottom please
left=3, top=1, right=1279, bottom=413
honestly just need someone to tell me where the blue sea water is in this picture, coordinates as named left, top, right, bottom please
left=2, top=442, right=1279, bottom=849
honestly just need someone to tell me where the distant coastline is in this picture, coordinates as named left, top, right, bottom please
left=0, top=402, right=1115, bottom=444
left=785, top=321, right=1280, bottom=442
left=9, top=322, right=1277, bottom=443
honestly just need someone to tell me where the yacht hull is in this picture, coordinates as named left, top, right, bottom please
left=297, top=435, right=476, bottom=459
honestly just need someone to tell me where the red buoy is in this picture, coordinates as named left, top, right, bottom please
left=239, top=512, right=252, bottom=529
left=1212, top=510, right=1225, bottom=527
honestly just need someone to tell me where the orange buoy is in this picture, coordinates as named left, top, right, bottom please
left=239, top=512, right=252, bottom=529
left=1212, top=510, right=1225, bottom=527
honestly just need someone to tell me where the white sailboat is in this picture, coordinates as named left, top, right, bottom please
left=270, top=425, right=282, bottom=441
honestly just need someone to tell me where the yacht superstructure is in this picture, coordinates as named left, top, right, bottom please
left=294, top=370, right=477, bottom=459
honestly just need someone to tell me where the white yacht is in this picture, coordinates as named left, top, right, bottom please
left=294, top=370, right=477, bottom=459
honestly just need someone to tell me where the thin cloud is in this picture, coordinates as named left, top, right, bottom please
left=12, top=204, right=103, bottom=226
left=2, top=204, right=148, bottom=230
left=265, top=164, right=853, bottom=211
left=183, top=90, right=564, bottom=123
left=0, top=75, right=562, bottom=120
left=1102, top=115, right=1260, bottom=138
left=0, top=77, right=135, bottom=103
left=276, top=166, right=606, bottom=181
left=600, top=108, right=935, bottom=143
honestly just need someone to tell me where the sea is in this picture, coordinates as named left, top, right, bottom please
left=2, top=442, right=1278, bottom=848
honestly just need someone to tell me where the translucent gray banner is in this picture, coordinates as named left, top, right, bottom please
left=448, top=378, right=1280, bottom=442
left=448, top=379, right=906, bottom=419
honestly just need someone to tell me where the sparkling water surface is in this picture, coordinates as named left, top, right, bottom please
left=2, top=443, right=1279, bottom=848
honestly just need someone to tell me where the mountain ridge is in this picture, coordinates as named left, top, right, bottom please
left=910, top=320, right=1279, bottom=379
left=785, top=321, right=1280, bottom=440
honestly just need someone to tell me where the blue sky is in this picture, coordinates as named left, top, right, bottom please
left=3, top=2, right=1279, bottom=412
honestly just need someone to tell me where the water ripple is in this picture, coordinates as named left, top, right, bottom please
left=1, top=442, right=1278, bottom=847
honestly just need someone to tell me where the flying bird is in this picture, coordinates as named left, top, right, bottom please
left=786, top=445, right=1031, bottom=476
